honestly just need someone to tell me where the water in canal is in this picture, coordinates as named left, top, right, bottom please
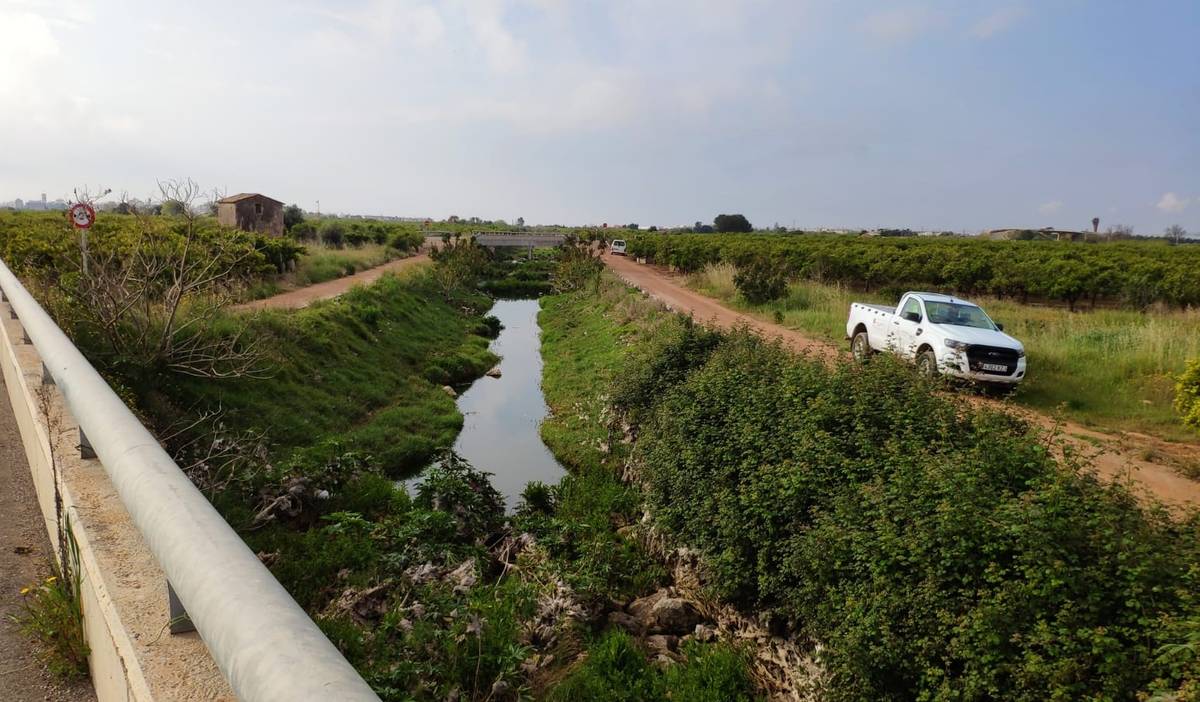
left=407, top=298, right=565, bottom=511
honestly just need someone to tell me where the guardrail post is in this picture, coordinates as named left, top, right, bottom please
left=78, top=428, right=96, bottom=460
left=168, top=582, right=196, bottom=634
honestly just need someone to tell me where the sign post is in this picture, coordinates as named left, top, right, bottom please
left=68, top=202, right=96, bottom=276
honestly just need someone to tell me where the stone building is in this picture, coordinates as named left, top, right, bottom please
left=216, top=193, right=284, bottom=237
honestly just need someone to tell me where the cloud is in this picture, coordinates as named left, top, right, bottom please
left=460, top=0, right=527, bottom=73
left=1037, top=200, right=1062, bottom=215
left=860, top=6, right=936, bottom=42
left=1156, top=192, right=1190, bottom=213
left=0, top=9, right=61, bottom=93
left=969, top=6, right=1028, bottom=39
left=316, top=1, right=446, bottom=49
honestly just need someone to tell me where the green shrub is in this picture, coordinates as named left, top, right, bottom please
left=553, top=240, right=603, bottom=293
left=1177, top=358, right=1200, bottom=432
left=319, top=219, right=346, bottom=247
left=415, top=452, right=505, bottom=543
left=733, top=260, right=787, bottom=304
left=622, top=326, right=1200, bottom=701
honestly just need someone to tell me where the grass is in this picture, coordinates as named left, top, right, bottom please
left=247, top=243, right=403, bottom=299
left=536, top=275, right=763, bottom=700
left=162, top=270, right=497, bottom=477
left=546, top=630, right=760, bottom=702
left=538, top=274, right=678, bottom=473
left=686, top=262, right=1200, bottom=442
left=534, top=276, right=676, bottom=603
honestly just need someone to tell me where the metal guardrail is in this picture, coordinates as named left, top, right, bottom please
left=0, top=259, right=379, bottom=702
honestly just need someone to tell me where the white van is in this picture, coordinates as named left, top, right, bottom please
left=610, top=239, right=627, bottom=256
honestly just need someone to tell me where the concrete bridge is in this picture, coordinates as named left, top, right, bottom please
left=423, top=231, right=568, bottom=250
left=472, top=232, right=566, bottom=248
left=0, top=260, right=378, bottom=702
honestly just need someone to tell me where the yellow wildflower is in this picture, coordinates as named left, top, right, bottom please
left=45, top=576, right=57, bottom=584
left=20, top=587, right=30, bottom=595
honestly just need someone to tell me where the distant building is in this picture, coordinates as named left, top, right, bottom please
left=216, top=193, right=284, bottom=237
left=983, top=227, right=1086, bottom=241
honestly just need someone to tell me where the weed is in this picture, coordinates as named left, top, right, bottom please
left=14, top=522, right=89, bottom=680
left=548, top=630, right=761, bottom=702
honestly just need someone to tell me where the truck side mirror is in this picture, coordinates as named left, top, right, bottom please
left=996, top=322, right=1005, bottom=331
left=902, top=311, right=921, bottom=323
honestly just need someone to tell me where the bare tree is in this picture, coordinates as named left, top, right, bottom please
left=204, top=186, right=227, bottom=216
left=68, top=178, right=268, bottom=380
left=1105, top=224, right=1134, bottom=240
left=1165, top=224, right=1188, bottom=245
left=160, top=406, right=270, bottom=497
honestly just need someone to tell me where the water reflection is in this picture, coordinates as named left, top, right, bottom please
left=406, top=299, right=565, bottom=511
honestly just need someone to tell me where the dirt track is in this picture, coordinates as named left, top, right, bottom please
left=234, top=254, right=430, bottom=312
left=603, top=254, right=1200, bottom=511
left=0, top=376, right=96, bottom=702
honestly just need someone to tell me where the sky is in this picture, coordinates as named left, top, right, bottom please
left=1, top=0, right=1197, bottom=233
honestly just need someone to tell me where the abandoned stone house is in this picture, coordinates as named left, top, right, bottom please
left=216, top=193, right=284, bottom=237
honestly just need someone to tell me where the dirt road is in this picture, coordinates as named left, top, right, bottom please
left=603, top=254, right=1200, bottom=511
left=234, top=254, right=430, bottom=312
left=0, top=376, right=96, bottom=702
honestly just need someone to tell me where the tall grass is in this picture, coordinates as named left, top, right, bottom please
left=293, top=243, right=399, bottom=286
left=244, top=243, right=404, bottom=300
left=686, top=263, right=1200, bottom=441
left=689, top=261, right=738, bottom=300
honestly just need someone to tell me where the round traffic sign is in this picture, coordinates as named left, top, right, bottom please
left=69, top=202, right=96, bottom=230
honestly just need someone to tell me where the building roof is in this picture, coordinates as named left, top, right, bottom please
left=217, top=193, right=283, bottom=205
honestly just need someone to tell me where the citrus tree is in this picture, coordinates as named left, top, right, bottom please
left=1177, top=358, right=1200, bottom=432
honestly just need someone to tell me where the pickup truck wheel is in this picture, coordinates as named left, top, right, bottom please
left=851, top=331, right=873, bottom=362
left=916, top=349, right=938, bottom=378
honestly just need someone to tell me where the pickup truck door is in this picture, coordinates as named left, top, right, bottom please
left=889, top=296, right=924, bottom=358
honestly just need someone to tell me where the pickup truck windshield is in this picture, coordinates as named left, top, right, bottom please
left=924, top=301, right=996, bottom=330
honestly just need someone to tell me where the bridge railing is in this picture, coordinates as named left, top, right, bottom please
left=0, top=258, right=379, bottom=702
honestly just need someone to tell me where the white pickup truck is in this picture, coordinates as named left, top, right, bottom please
left=846, top=291, right=1026, bottom=386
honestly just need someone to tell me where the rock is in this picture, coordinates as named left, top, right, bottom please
left=648, top=597, right=703, bottom=635
left=627, top=590, right=703, bottom=635
left=693, top=623, right=717, bottom=643
left=447, top=559, right=478, bottom=594
left=485, top=365, right=502, bottom=378
left=627, top=590, right=666, bottom=622
left=442, top=385, right=457, bottom=398
left=607, top=610, right=644, bottom=636
left=646, top=634, right=679, bottom=654
left=646, top=634, right=682, bottom=665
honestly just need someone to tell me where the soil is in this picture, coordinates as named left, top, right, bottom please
left=0, top=375, right=96, bottom=702
left=604, top=254, right=1200, bottom=511
left=233, top=254, right=430, bottom=312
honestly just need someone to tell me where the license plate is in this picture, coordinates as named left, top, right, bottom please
left=981, top=363, right=1007, bottom=372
